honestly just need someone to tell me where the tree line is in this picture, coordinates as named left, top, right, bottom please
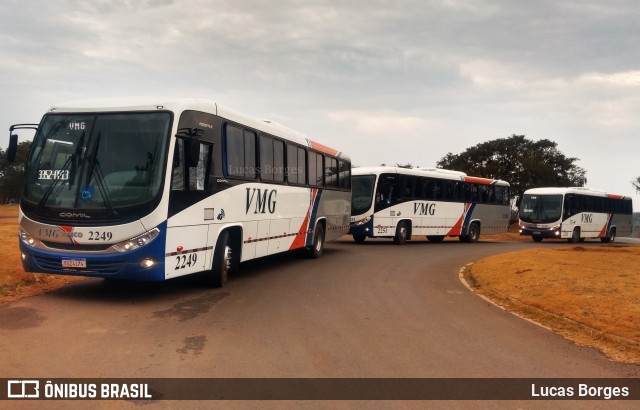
left=0, top=141, right=31, bottom=203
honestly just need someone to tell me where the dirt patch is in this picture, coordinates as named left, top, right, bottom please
left=0, top=205, right=84, bottom=303
left=466, top=245, right=640, bottom=364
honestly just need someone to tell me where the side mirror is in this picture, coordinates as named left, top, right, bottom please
left=8, top=123, right=38, bottom=162
left=7, top=134, right=18, bottom=162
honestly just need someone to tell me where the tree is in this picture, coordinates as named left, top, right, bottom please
left=633, top=176, right=640, bottom=194
left=0, top=141, right=32, bottom=203
left=436, top=135, right=587, bottom=207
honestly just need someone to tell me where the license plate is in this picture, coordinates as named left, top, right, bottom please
left=62, top=258, right=87, bottom=268
left=533, top=231, right=541, bottom=235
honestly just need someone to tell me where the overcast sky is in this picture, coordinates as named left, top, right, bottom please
left=1, top=0, right=639, bottom=209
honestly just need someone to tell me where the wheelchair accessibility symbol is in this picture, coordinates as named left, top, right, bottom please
left=80, top=185, right=95, bottom=201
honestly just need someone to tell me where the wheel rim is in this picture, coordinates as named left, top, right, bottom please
left=399, top=225, right=407, bottom=241
left=222, top=245, right=232, bottom=279
left=315, top=233, right=323, bottom=252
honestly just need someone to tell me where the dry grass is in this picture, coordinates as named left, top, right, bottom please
left=467, top=245, right=640, bottom=364
left=0, top=205, right=83, bottom=303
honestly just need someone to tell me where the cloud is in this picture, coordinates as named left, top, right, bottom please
left=328, top=110, right=434, bottom=136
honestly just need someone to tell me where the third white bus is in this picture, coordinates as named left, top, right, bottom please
left=518, top=187, right=633, bottom=242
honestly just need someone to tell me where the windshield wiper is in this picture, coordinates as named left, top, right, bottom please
left=84, top=131, right=118, bottom=218
left=37, top=131, right=85, bottom=210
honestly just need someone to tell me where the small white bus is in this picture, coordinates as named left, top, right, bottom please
left=519, top=187, right=633, bottom=242
left=349, top=166, right=510, bottom=244
left=11, top=98, right=351, bottom=287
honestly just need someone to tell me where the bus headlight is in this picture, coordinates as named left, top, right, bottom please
left=113, top=228, right=160, bottom=253
left=19, top=229, right=36, bottom=246
left=352, top=216, right=372, bottom=226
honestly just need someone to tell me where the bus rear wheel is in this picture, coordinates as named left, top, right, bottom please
left=460, top=222, right=480, bottom=243
left=393, top=221, right=409, bottom=245
left=210, top=231, right=232, bottom=287
left=307, top=223, right=325, bottom=259
left=601, top=228, right=616, bottom=243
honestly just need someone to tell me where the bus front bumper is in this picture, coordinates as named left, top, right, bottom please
left=349, top=216, right=374, bottom=237
left=519, top=225, right=562, bottom=239
left=18, top=238, right=167, bottom=282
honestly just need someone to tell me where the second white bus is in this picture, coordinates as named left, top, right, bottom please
left=349, top=166, right=510, bottom=244
left=518, top=187, right=633, bottom=242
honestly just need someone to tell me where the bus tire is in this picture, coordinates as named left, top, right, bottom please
left=467, top=222, right=480, bottom=243
left=353, top=234, right=367, bottom=244
left=393, top=221, right=409, bottom=245
left=460, top=222, right=480, bottom=243
left=568, top=227, right=580, bottom=244
left=601, top=228, right=616, bottom=243
left=427, top=235, right=445, bottom=242
left=210, top=231, right=232, bottom=287
left=307, top=222, right=325, bottom=259
left=532, top=235, right=543, bottom=242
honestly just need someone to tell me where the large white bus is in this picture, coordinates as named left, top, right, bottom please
left=518, top=187, right=633, bottom=243
left=349, top=166, right=510, bottom=244
left=9, top=98, right=351, bottom=287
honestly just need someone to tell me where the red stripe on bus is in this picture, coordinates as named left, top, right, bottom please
left=309, top=140, right=339, bottom=156
left=463, top=176, right=495, bottom=185
left=289, top=188, right=317, bottom=250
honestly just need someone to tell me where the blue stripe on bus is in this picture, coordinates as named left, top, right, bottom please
left=306, top=189, right=323, bottom=246
left=462, top=203, right=476, bottom=234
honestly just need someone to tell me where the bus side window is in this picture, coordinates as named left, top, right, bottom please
left=190, top=142, right=211, bottom=191
left=172, top=138, right=211, bottom=191
left=563, top=195, right=570, bottom=217
left=172, top=138, right=185, bottom=191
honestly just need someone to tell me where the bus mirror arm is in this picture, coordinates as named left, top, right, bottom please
left=176, top=127, right=204, bottom=167
left=185, top=137, right=201, bottom=167
left=7, top=123, right=38, bottom=162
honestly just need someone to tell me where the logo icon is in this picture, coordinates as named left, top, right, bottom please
left=7, top=380, right=40, bottom=398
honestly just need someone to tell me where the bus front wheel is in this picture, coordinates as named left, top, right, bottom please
left=568, top=228, right=580, bottom=244
left=532, top=235, right=543, bottom=242
left=353, top=234, right=367, bottom=244
left=210, top=231, right=232, bottom=287
left=393, top=221, right=409, bottom=245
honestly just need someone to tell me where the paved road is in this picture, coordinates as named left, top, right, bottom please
left=1, top=238, right=638, bottom=403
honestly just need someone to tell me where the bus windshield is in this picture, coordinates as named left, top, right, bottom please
left=351, top=174, right=376, bottom=215
left=23, top=112, right=171, bottom=217
left=519, top=194, right=563, bottom=223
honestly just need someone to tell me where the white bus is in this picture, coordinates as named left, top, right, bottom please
left=518, top=187, right=633, bottom=243
left=10, top=97, right=351, bottom=287
left=349, top=166, right=510, bottom=244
